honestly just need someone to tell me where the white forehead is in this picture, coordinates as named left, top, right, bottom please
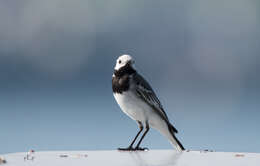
left=117, top=54, right=133, bottom=62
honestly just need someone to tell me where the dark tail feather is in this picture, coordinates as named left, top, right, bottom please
left=172, top=133, right=185, bottom=150
left=168, top=123, right=185, bottom=151
left=168, top=123, right=178, bottom=133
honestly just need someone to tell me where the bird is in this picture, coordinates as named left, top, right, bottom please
left=112, top=54, right=185, bottom=152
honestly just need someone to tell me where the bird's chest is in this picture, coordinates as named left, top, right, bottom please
left=112, top=74, right=149, bottom=122
left=113, top=91, right=142, bottom=119
left=113, top=90, right=149, bottom=122
left=112, top=75, right=130, bottom=94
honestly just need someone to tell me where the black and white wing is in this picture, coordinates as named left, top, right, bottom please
left=133, top=73, right=178, bottom=133
left=133, top=74, right=171, bottom=120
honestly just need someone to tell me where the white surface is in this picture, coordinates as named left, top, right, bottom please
left=1, top=150, right=260, bottom=166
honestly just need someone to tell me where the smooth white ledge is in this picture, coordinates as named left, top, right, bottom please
left=1, top=150, right=260, bottom=166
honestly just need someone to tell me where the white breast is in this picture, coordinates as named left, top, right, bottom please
left=113, top=91, right=151, bottom=123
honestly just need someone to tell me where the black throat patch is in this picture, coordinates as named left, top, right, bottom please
left=112, top=64, right=136, bottom=94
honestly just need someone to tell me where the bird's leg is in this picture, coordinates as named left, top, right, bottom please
left=118, top=121, right=143, bottom=151
left=135, top=123, right=150, bottom=151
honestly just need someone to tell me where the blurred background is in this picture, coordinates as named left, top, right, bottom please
left=0, top=0, right=259, bottom=154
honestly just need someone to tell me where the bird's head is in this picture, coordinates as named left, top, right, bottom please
left=114, top=54, right=136, bottom=77
left=114, top=54, right=135, bottom=71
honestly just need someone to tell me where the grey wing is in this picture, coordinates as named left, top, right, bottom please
left=133, top=73, right=170, bottom=122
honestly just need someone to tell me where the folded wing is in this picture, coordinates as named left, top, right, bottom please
left=133, top=73, right=178, bottom=133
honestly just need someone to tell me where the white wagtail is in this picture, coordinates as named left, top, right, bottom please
left=112, top=54, right=185, bottom=152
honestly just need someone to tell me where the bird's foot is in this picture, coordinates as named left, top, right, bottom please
left=134, top=147, right=149, bottom=151
left=117, top=146, right=135, bottom=151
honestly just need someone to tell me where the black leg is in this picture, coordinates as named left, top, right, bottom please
left=118, top=121, right=143, bottom=151
left=135, top=123, right=150, bottom=151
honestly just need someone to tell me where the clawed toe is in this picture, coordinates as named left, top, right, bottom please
left=117, top=147, right=135, bottom=151
left=134, top=147, right=149, bottom=151
left=117, top=146, right=149, bottom=151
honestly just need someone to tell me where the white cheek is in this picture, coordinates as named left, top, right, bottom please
left=114, top=63, right=125, bottom=70
left=114, top=63, right=120, bottom=70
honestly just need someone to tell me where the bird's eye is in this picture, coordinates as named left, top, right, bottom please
left=118, top=60, right=121, bottom=64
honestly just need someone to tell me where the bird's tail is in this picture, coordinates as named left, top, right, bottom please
left=167, top=123, right=185, bottom=152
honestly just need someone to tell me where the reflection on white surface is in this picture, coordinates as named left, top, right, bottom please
left=128, top=150, right=181, bottom=166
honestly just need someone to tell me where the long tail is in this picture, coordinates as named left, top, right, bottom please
left=167, top=123, right=185, bottom=152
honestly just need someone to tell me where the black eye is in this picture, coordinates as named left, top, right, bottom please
left=118, top=60, right=121, bottom=64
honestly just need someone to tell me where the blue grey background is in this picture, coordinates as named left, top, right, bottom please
left=0, top=0, right=259, bottom=154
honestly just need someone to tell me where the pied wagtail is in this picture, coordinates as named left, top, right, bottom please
left=112, top=54, right=184, bottom=152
